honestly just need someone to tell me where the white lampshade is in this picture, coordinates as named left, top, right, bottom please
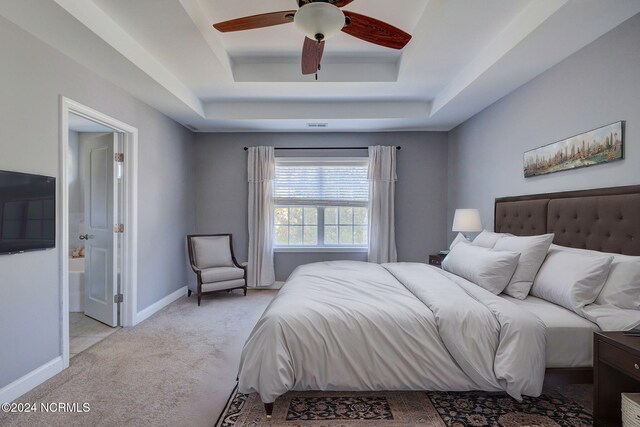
left=452, top=209, right=483, bottom=233
left=294, top=3, right=345, bottom=41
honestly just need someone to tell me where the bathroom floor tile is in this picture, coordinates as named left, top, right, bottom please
left=69, top=313, right=120, bottom=355
left=70, top=336, right=106, bottom=354
left=72, top=319, right=115, bottom=337
left=69, top=312, right=85, bottom=325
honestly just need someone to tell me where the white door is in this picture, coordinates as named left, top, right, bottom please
left=82, top=133, right=118, bottom=327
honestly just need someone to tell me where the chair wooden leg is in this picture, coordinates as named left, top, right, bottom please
left=244, top=287, right=247, bottom=296
left=197, top=295, right=201, bottom=306
left=187, top=289, right=192, bottom=297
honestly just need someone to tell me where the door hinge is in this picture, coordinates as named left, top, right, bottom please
left=114, top=293, right=124, bottom=303
left=114, top=224, right=124, bottom=233
left=114, top=153, right=124, bottom=162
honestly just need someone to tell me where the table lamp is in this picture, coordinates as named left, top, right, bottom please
left=451, top=209, right=482, bottom=248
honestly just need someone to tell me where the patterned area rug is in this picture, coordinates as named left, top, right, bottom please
left=216, top=385, right=592, bottom=426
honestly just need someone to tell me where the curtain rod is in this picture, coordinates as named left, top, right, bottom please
left=243, top=146, right=401, bottom=151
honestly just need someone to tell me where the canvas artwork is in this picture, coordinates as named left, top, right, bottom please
left=524, top=121, right=624, bottom=178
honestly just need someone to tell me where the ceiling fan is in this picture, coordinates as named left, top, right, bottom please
left=213, top=0, right=412, bottom=79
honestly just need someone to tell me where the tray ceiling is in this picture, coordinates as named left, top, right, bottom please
left=2, top=0, right=639, bottom=132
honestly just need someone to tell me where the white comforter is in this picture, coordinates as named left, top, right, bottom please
left=238, top=261, right=546, bottom=403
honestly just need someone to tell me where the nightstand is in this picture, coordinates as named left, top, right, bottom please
left=428, top=254, right=446, bottom=268
left=594, top=331, right=640, bottom=426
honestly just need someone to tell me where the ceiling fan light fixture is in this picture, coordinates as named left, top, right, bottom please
left=294, top=3, right=345, bottom=41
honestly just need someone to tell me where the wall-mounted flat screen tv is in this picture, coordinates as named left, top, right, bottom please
left=0, top=170, right=55, bottom=255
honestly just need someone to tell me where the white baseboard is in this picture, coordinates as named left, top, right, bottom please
left=251, top=281, right=284, bottom=290
left=135, top=286, right=187, bottom=325
left=0, top=357, right=63, bottom=403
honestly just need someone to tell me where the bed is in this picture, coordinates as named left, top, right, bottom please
left=238, top=185, right=640, bottom=415
left=494, top=184, right=640, bottom=384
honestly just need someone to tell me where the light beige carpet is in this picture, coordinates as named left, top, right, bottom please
left=0, top=289, right=276, bottom=427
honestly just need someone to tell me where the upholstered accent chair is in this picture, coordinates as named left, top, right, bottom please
left=187, top=234, right=247, bottom=306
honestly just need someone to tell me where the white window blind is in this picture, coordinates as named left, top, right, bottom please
left=274, top=157, right=369, bottom=206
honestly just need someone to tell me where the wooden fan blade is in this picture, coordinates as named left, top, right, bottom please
left=302, top=37, right=325, bottom=75
left=213, top=11, right=296, bottom=33
left=298, top=0, right=354, bottom=6
left=342, top=11, right=412, bottom=50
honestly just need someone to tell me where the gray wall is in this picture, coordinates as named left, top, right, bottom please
left=448, top=12, right=640, bottom=237
left=194, top=132, right=449, bottom=281
left=67, top=130, right=82, bottom=215
left=0, top=16, right=195, bottom=388
left=68, top=130, right=84, bottom=255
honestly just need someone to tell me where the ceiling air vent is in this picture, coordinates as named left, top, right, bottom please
left=307, top=123, right=328, bottom=128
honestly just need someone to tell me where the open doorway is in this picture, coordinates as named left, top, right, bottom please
left=60, top=97, right=138, bottom=368
left=67, top=116, right=121, bottom=356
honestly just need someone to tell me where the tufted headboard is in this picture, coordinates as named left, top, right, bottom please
left=494, top=185, right=640, bottom=256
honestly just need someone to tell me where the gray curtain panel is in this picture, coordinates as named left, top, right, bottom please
left=247, top=146, right=276, bottom=287
left=367, top=146, right=398, bottom=263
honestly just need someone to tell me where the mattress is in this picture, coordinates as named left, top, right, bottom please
left=501, top=295, right=599, bottom=368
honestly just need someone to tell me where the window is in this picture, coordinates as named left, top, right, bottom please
left=273, top=157, right=369, bottom=249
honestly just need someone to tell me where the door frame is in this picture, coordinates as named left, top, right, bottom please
left=59, top=96, right=138, bottom=369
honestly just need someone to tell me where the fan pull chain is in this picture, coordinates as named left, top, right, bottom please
left=316, top=40, right=321, bottom=81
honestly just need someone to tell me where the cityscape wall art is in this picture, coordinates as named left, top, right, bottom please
left=524, top=121, right=624, bottom=178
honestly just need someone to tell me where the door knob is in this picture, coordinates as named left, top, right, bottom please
left=79, top=234, right=91, bottom=240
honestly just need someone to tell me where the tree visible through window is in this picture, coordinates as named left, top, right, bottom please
left=273, top=158, right=369, bottom=248
left=274, top=207, right=318, bottom=246
left=324, top=207, right=368, bottom=245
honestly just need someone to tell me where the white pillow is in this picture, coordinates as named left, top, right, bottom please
left=596, top=258, right=640, bottom=309
left=442, top=242, right=521, bottom=295
left=493, top=234, right=555, bottom=300
left=449, top=232, right=470, bottom=250
left=472, top=230, right=510, bottom=248
left=549, top=244, right=640, bottom=310
left=531, top=247, right=613, bottom=313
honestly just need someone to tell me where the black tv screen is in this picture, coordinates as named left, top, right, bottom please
left=0, top=170, right=55, bottom=255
